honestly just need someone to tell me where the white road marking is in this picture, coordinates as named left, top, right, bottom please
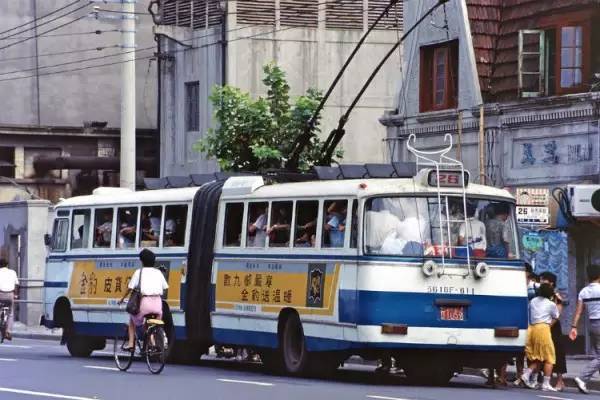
left=367, top=396, right=413, bottom=400
left=84, top=365, right=119, bottom=371
left=0, top=357, right=17, bottom=361
left=0, top=344, right=31, bottom=349
left=94, top=351, right=114, bottom=356
left=0, top=387, right=99, bottom=400
left=217, top=378, right=274, bottom=387
left=537, top=396, right=574, bottom=400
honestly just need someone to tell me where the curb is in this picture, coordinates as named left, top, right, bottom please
left=12, top=332, right=61, bottom=341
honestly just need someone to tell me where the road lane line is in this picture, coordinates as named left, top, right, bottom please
left=0, top=344, right=31, bottom=349
left=537, top=396, right=574, bottom=400
left=0, top=358, right=17, bottom=361
left=93, top=351, right=114, bottom=356
left=0, top=387, right=99, bottom=400
left=217, top=378, right=274, bottom=387
left=84, top=365, right=119, bottom=371
left=367, top=396, right=413, bottom=400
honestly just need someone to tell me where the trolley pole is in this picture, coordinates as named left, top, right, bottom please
left=120, top=0, right=136, bottom=190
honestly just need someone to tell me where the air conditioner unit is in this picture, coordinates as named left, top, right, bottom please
left=568, top=185, right=600, bottom=218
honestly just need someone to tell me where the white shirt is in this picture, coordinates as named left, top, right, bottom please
left=128, top=267, right=169, bottom=296
left=459, top=218, right=487, bottom=250
left=529, top=296, right=559, bottom=324
left=0, top=267, right=19, bottom=292
left=249, top=214, right=267, bottom=247
left=579, top=282, right=600, bottom=320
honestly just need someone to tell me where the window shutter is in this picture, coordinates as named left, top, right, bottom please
left=518, top=30, right=545, bottom=98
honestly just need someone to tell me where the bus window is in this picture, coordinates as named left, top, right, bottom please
left=71, top=209, right=91, bottom=249
left=247, top=202, right=268, bottom=248
left=116, top=207, right=138, bottom=249
left=350, top=200, right=358, bottom=248
left=163, top=205, right=187, bottom=247
left=223, top=203, right=244, bottom=247
left=294, top=200, right=318, bottom=248
left=140, top=206, right=162, bottom=248
left=268, top=201, right=292, bottom=247
left=322, top=200, right=348, bottom=248
left=94, top=208, right=114, bottom=248
left=51, top=218, right=69, bottom=252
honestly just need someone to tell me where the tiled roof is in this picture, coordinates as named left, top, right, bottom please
left=466, top=0, right=600, bottom=101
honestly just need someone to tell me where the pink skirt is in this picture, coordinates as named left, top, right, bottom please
left=130, top=295, right=162, bottom=327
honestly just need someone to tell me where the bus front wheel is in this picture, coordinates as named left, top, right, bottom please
left=66, top=335, right=95, bottom=358
left=282, top=312, right=309, bottom=375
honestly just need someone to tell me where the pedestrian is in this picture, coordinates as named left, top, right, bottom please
left=521, top=283, right=560, bottom=392
left=539, top=271, right=567, bottom=391
left=569, top=263, right=600, bottom=394
left=0, top=258, right=19, bottom=340
left=513, top=262, right=538, bottom=387
left=118, top=249, right=169, bottom=350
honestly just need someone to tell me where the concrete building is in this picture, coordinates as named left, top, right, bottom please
left=0, top=0, right=160, bottom=200
left=155, top=0, right=404, bottom=176
left=381, top=0, right=600, bottom=353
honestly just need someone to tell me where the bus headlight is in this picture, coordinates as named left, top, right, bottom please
left=422, top=260, right=438, bottom=277
left=474, top=262, right=489, bottom=279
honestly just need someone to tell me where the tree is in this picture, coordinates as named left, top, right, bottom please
left=194, top=63, right=341, bottom=172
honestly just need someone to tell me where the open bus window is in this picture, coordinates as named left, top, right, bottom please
left=350, top=199, right=358, bottom=249
left=365, top=196, right=519, bottom=259
left=94, top=208, right=114, bottom=248
left=71, top=209, right=91, bottom=249
left=322, top=200, right=348, bottom=248
left=268, top=201, right=292, bottom=247
left=163, top=205, right=187, bottom=247
left=247, top=202, right=268, bottom=248
left=294, top=201, right=318, bottom=248
left=140, top=206, right=162, bottom=248
left=223, top=203, right=244, bottom=247
left=51, top=218, right=69, bottom=252
left=116, top=207, right=138, bottom=249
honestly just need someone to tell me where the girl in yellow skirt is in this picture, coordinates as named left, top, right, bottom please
left=521, top=283, right=560, bottom=392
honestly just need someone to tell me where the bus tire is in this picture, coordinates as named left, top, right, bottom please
left=260, top=349, right=284, bottom=374
left=281, top=312, right=309, bottom=375
left=66, top=335, right=94, bottom=358
left=403, top=361, right=454, bottom=386
left=168, top=340, right=204, bottom=364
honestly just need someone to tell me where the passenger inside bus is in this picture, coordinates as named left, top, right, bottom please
left=223, top=203, right=244, bottom=247
left=163, top=205, right=187, bottom=247
left=457, top=201, right=487, bottom=258
left=94, top=209, right=113, bottom=248
left=485, top=202, right=512, bottom=258
left=247, top=203, right=268, bottom=247
left=294, top=201, right=318, bottom=248
left=268, top=202, right=291, bottom=247
left=140, top=207, right=161, bottom=247
left=117, top=208, right=137, bottom=248
left=323, top=201, right=347, bottom=248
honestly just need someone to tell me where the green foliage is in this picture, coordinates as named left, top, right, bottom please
left=194, top=63, right=341, bottom=172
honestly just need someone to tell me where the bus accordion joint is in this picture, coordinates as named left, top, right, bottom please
left=494, top=327, right=520, bottom=338
left=381, top=324, right=408, bottom=335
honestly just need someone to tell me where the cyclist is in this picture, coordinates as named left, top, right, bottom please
left=0, top=258, right=19, bottom=340
left=118, top=249, right=168, bottom=350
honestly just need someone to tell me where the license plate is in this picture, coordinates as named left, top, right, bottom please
left=440, top=306, right=465, bottom=321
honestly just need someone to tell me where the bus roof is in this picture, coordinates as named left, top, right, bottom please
left=56, top=186, right=200, bottom=208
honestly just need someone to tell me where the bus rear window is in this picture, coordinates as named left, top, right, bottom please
left=223, top=203, right=244, bottom=247
left=268, top=201, right=292, bottom=247
left=164, top=205, right=187, bottom=247
left=322, top=200, right=348, bottom=248
left=94, top=208, right=113, bottom=248
left=51, top=218, right=69, bottom=252
left=71, top=209, right=91, bottom=249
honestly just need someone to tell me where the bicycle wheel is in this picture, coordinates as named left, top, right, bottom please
left=113, top=329, right=134, bottom=371
left=145, top=325, right=167, bottom=374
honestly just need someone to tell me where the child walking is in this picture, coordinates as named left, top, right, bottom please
left=521, top=283, right=559, bottom=392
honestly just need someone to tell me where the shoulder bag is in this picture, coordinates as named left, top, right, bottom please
left=126, top=268, right=143, bottom=315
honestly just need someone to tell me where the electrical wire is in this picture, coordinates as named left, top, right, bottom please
left=0, top=14, right=89, bottom=52
left=0, top=2, right=92, bottom=41
left=0, top=0, right=83, bottom=36
left=552, top=187, right=575, bottom=225
left=1, top=30, right=120, bottom=41
left=0, top=45, right=118, bottom=62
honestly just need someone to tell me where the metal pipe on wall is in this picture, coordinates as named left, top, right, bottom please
left=479, top=105, right=485, bottom=185
left=120, top=0, right=137, bottom=190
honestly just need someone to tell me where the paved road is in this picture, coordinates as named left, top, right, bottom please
left=0, top=338, right=596, bottom=400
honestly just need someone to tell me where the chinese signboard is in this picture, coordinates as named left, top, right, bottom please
left=514, top=187, right=550, bottom=226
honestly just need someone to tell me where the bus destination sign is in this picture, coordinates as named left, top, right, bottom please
left=427, top=170, right=469, bottom=188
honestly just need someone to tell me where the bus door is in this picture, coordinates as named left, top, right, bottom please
left=44, top=211, right=71, bottom=323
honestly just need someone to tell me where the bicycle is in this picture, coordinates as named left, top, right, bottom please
left=113, top=314, right=168, bottom=374
left=0, top=300, right=11, bottom=344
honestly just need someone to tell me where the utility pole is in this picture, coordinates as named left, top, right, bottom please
left=121, top=0, right=136, bottom=190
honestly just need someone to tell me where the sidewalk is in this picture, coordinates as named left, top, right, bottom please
left=11, top=321, right=61, bottom=341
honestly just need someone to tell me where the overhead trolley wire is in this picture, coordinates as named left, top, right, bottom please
left=0, top=0, right=83, bottom=36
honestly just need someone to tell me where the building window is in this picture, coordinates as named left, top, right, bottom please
left=519, top=14, right=595, bottom=97
left=420, top=40, right=458, bottom=112
left=185, top=81, right=199, bottom=131
left=0, top=147, right=15, bottom=178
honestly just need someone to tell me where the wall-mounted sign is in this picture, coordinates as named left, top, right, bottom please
left=515, top=187, right=549, bottom=206
left=517, top=205, right=549, bottom=225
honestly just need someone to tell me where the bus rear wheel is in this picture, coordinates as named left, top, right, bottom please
left=282, top=312, right=309, bottom=375
left=66, top=335, right=95, bottom=358
left=403, top=360, right=455, bottom=386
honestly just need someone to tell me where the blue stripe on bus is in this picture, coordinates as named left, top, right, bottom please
left=338, top=290, right=529, bottom=329
left=211, top=328, right=523, bottom=352
left=73, top=321, right=187, bottom=340
left=44, top=281, right=69, bottom=288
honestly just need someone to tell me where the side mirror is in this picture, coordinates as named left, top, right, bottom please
left=44, top=234, right=52, bottom=246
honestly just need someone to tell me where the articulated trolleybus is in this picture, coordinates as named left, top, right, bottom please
left=43, top=135, right=527, bottom=382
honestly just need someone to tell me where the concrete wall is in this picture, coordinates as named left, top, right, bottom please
left=159, top=6, right=401, bottom=176
left=0, top=0, right=157, bottom=129
left=0, top=200, right=52, bottom=326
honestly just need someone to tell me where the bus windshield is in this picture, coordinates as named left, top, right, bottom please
left=365, top=196, right=518, bottom=260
